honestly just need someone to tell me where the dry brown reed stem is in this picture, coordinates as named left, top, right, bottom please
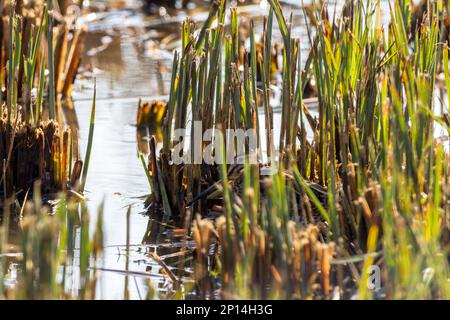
left=0, top=112, right=73, bottom=200
left=1, top=2, right=85, bottom=104
left=192, top=216, right=217, bottom=298
left=0, top=1, right=87, bottom=217
left=136, top=100, right=167, bottom=145
left=148, top=251, right=181, bottom=288
left=212, top=213, right=335, bottom=299
left=59, top=26, right=86, bottom=98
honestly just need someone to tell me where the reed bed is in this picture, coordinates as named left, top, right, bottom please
left=0, top=1, right=99, bottom=299
left=0, top=1, right=88, bottom=215
left=141, top=0, right=450, bottom=299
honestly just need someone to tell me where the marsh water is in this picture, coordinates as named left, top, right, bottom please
left=68, top=0, right=403, bottom=299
